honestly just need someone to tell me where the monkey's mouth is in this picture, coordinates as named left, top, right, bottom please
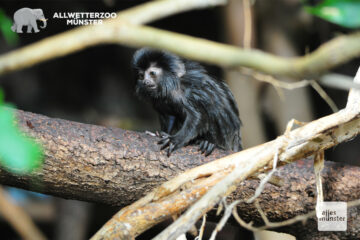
left=147, top=85, right=157, bottom=90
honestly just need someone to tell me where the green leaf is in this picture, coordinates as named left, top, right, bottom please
left=0, top=9, right=18, bottom=45
left=0, top=106, right=43, bottom=174
left=304, top=0, right=360, bottom=28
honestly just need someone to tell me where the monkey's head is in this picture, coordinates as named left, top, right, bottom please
left=132, top=48, right=186, bottom=98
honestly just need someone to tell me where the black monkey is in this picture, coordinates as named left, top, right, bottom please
left=132, top=48, right=242, bottom=156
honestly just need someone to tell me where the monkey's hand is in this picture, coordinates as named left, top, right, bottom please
left=158, top=134, right=183, bottom=157
left=158, top=107, right=200, bottom=156
left=198, top=140, right=215, bottom=156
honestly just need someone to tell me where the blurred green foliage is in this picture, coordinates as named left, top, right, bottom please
left=304, top=0, right=360, bottom=28
left=0, top=8, right=18, bottom=45
left=0, top=89, right=43, bottom=174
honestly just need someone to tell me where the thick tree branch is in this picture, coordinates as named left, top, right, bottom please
left=1, top=108, right=358, bottom=240
left=10, top=109, right=225, bottom=206
left=0, top=0, right=360, bottom=77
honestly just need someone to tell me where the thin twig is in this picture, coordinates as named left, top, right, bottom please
left=216, top=200, right=224, bottom=216
left=254, top=200, right=274, bottom=226
left=242, top=70, right=339, bottom=112
left=309, top=81, right=339, bottom=112
left=0, top=186, right=46, bottom=240
left=246, top=146, right=279, bottom=203
left=284, top=118, right=306, bottom=134
left=232, top=208, right=258, bottom=231
left=209, top=200, right=241, bottom=240
left=314, top=151, right=325, bottom=217
left=195, top=214, right=207, bottom=240
left=242, top=0, right=252, bottom=49
left=246, top=120, right=297, bottom=204
left=232, top=198, right=360, bottom=231
left=319, top=73, right=360, bottom=90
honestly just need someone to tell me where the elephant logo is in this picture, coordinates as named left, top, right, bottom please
left=11, top=8, right=47, bottom=33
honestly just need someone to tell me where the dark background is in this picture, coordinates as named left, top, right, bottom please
left=0, top=0, right=359, bottom=239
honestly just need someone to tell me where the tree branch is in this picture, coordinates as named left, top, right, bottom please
left=115, top=0, right=227, bottom=25
left=0, top=109, right=356, bottom=239
left=0, top=0, right=360, bottom=78
left=9, top=109, right=227, bottom=206
left=0, top=0, right=226, bottom=75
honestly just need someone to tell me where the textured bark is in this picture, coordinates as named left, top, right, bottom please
left=11, top=109, right=226, bottom=206
left=231, top=159, right=360, bottom=239
left=3, top=110, right=359, bottom=239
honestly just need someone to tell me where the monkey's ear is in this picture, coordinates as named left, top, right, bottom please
left=176, top=62, right=186, bottom=78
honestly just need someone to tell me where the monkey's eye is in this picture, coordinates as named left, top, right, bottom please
left=138, top=72, right=144, bottom=80
left=149, top=71, right=157, bottom=78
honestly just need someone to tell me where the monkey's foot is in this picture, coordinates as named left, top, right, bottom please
left=198, top=140, right=215, bottom=157
left=158, top=135, right=181, bottom=157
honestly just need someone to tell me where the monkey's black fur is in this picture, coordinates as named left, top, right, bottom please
left=132, top=48, right=242, bottom=156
